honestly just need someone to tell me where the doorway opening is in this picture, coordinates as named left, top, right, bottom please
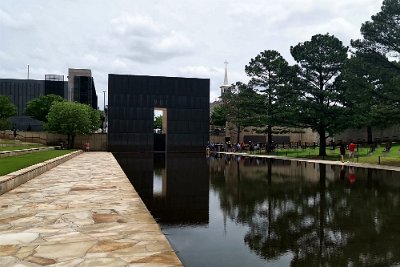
left=154, top=108, right=167, bottom=151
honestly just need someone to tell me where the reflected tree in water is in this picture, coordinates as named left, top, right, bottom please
left=209, top=156, right=400, bottom=266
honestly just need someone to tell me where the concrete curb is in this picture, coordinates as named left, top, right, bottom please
left=218, top=152, right=400, bottom=172
left=0, top=147, right=56, bottom=158
left=0, top=150, right=83, bottom=195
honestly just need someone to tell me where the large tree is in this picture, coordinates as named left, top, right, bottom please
left=342, top=53, right=399, bottom=143
left=25, top=94, right=65, bottom=122
left=290, top=33, right=348, bottom=156
left=245, top=50, right=294, bottom=152
left=0, top=95, right=17, bottom=130
left=46, top=102, right=100, bottom=148
left=349, top=0, right=400, bottom=136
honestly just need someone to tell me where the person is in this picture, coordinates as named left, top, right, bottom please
left=13, top=128, right=17, bottom=140
left=340, top=143, right=346, bottom=163
left=249, top=141, right=254, bottom=154
left=349, top=141, right=356, bottom=161
left=84, top=142, right=90, bottom=152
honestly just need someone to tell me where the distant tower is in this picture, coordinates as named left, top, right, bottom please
left=220, top=60, right=231, bottom=95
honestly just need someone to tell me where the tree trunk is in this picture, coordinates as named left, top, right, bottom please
left=367, top=126, right=373, bottom=144
left=67, top=134, right=71, bottom=149
left=266, top=125, right=272, bottom=153
left=71, top=135, right=76, bottom=149
left=318, top=127, right=327, bottom=157
left=237, top=125, right=240, bottom=144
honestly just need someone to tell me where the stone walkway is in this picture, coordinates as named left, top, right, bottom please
left=0, top=152, right=182, bottom=266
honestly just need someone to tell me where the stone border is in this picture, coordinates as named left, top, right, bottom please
left=0, top=150, right=83, bottom=195
left=219, top=152, right=400, bottom=172
left=0, top=147, right=57, bottom=158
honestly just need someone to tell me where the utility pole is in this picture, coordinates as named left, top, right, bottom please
left=27, top=64, right=30, bottom=80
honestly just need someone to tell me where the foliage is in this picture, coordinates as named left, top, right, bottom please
left=351, top=0, right=400, bottom=61
left=25, top=94, right=65, bottom=122
left=290, top=33, right=349, bottom=156
left=45, top=102, right=100, bottom=147
left=346, top=0, right=400, bottom=141
left=211, top=105, right=228, bottom=127
left=245, top=50, right=297, bottom=152
left=342, top=53, right=400, bottom=143
left=0, top=95, right=17, bottom=119
left=154, top=115, right=163, bottom=129
left=221, top=82, right=265, bottom=143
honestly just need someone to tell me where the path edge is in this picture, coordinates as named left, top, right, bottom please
left=0, top=150, right=83, bottom=195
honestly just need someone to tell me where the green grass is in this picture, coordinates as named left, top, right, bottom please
left=0, top=150, right=74, bottom=176
left=0, top=144, right=46, bottom=151
left=253, top=143, right=400, bottom=167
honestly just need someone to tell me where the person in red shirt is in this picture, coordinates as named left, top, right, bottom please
left=349, top=141, right=356, bottom=161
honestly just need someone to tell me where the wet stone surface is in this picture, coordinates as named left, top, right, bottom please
left=0, top=152, right=182, bottom=266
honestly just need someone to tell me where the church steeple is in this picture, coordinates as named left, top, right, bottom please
left=220, top=60, right=231, bottom=95
left=223, top=60, right=229, bottom=86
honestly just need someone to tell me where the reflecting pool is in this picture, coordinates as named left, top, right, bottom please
left=114, top=153, right=400, bottom=267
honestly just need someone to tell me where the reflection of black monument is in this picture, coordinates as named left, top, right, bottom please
left=108, top=75, right=210, bottom=152
left=114, top=153, right=209, bottom=225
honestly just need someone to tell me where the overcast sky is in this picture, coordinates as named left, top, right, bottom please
left=0, top=0, right=383, bottom=109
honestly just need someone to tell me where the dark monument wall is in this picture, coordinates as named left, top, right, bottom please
left=108, top=74, right=210, bottom=152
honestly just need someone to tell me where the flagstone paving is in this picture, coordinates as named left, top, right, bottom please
left=0, top=152, right=183, bottom=266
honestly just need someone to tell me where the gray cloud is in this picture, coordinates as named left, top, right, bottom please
left=108, top=15, right=194, bottom=63
left=0, top=0, right=384, bottom=110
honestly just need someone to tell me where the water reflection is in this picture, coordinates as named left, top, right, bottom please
left=210, top=155, right=400, bottom=266
left=114, top=153, right=209, bottom=225
left=115, top=152, right=400, bottom=266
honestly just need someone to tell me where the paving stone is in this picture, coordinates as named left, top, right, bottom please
left=0, top=152, right=182, bottom=266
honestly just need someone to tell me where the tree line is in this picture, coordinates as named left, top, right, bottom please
left=0, top=94, right=101, bottom=148
left=212, top=0, right=400, bottom=156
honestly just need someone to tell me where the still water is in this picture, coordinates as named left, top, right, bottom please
left=114, top=153, right=400, bottom=267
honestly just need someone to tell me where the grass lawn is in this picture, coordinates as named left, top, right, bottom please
left=0, top=150, right=74, bottom=176
left=0, top=144, right=46, bottom=151
left=254, top=143, right=400, bottom=167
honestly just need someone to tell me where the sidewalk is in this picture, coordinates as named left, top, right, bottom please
left=0, top=152, right=182, bottom=266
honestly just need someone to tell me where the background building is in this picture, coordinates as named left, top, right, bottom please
left=0, top=68, right=98, bottom=131
left=68, top=68, right=98, bottom=109
left=0, top=77, right=67, bottom=131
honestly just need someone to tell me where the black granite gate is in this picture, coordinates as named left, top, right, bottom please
left=108, top=74, right=210, bottom=152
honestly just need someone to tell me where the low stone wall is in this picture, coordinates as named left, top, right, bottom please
left=0, top=147, right=56, bottom=158
left=0, top=131, right=107, bottom=151
left=0, top=150, right=83, bottom=196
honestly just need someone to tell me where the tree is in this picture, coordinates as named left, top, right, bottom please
left=25, top=94, right=65, bottom=122
left=352, top=0, right=400, bottom=62
left=211, top=105, right=228, bottom=127
left=154, top=115, right=163, bottom=130
left=349, top=0, right=400, bottom=139
left=0, top=95, right=17, bottom=130
left=342, top=53, right=399, bottom=143
left=46, top=102, right=100, bottom=148
left=221, top=82, right=265, bottom=144
left=290, top=33, right=348, bottom=156
left=245, top=50, right=294, bottom=152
